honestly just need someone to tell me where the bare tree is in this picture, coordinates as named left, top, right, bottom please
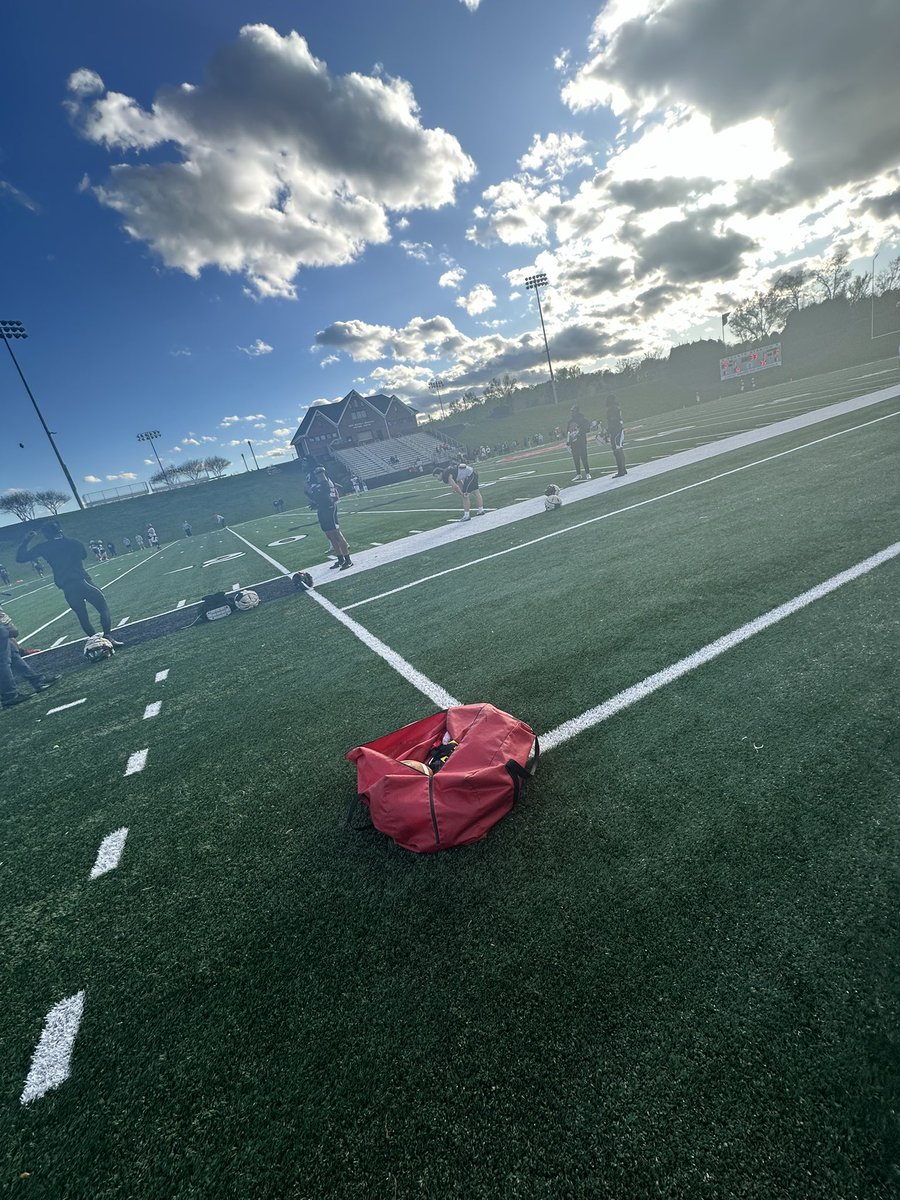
left=180, top=458, right=207, bottom=481
left=772, top=266, right=809, bottom=310
left=812, top=248, right=851, bottom=301
left=34, top=489, right=71, bottom=516
left=0, top=489, right=38, bottom=522
left=875, top=255, right=900, bottom=295
left=727, top=289, right=792, bottom=342
left=482, top=374, right=518, bottom=403
left=203, top=455, right=231, bottom=479
left=150, top=464, right=181, bottom=486
left=556, top=365, right=582, bottom=381
left=846, top=272, right=872, bottom=305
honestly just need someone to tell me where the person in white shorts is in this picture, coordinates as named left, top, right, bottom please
left=433, top=464, right=485, bottom=522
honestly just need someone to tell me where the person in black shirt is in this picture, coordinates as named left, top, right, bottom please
left=305, top=467, right=353, bottom=569
left=606, top=395, right=627, bottom=478
left=566, top=405, right=592, bottom=481
left=16, top=522, right=123, bottom=644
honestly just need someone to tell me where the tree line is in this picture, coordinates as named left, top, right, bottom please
left=1, top=455, right=232, bottom=523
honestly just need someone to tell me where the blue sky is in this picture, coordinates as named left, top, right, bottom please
left=2, top=0, right=898, bottom=514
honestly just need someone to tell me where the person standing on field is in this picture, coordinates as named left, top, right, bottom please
left=432, top=463, right=485, bottom=522
left=15, top=522, right=123, bottom=645
left=606, top=394, right=627, bottom=478
left=566, top=404, right=591, bottom=481
left=306, top=466, right=353, bottom=570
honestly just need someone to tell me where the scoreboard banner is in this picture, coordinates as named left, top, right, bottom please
left=720, top=342, right=782, bottom=381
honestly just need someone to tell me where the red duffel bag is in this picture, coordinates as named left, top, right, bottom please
left=346, top=703, right=539, bottom=853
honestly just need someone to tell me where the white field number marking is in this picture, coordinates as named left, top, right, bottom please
left=21, top=991, right=86, bottom=1104
left=268, top=535, right=307, bottom=546
left=90, top=828, right=129, bottom=879
left=203, top=552, right=244, bottom=567
left=124, top=749, right=148, bottom=775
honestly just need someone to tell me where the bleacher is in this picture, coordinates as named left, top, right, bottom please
left=332, top=432, right=455, bottom=482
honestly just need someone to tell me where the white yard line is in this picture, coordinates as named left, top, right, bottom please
left=124, top=748, right=148, bottom=776
left=46, top=698, right=86, bottom=715
left=89, top=828, right=129, bottom=879
left=21, top=991, right=86, bottom=1104
left=154, top=669, right=169, bottom=682
left=309, top=385, right=900, bottom=591
left=541, top=541, right=900, bottom=753
left=343, top=408, right=900, bottom=612
left=21, top=547, right=166, bottom=642
left=143, top=701, right=162, bottom=720
left=226, top=529, right=460, bottom=710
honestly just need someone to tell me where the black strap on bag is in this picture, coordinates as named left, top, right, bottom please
left=505, top=736, right=540, bottom=806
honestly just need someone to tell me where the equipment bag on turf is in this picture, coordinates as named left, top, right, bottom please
left=346, top=703, right=538, bottom=853
left=193, top=591, right=238, bottom=623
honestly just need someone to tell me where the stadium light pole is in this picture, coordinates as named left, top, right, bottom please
left=428, top=377, right=447, bottom=420
left=246, top=439, right=260, bottom=469
left=0, top=319, right=85, bottom=509
left=524, top=272, right=559, bottom=405
left=137, top=430, right=169, bottom=487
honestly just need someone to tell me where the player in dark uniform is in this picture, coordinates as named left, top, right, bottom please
left=566, top=405, right=592, bottom=481
left=432, top=463, right=485, bottom=521
left=16, top=522, right=124, bottom=645
left=306, top=466, right=353, bottom=570
left=606, top=394, right=627, bottom=478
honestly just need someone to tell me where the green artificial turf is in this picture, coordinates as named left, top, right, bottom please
left=1, top=379, right=898, bottom=1199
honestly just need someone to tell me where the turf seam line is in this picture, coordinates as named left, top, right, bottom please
left=226, top=531, right=460, bottom=709
left=124, top=748, right=149, bottom=775
left=89, top=828, right=129, bottom=879
left=20, top=991, right=85, bottom=1105
left=342, top=408, right=900, bottom=612
left=541, top=539, right=900, bottom=753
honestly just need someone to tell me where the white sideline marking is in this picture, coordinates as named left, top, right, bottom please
left=343, top=408, right=900, bottom=612
left=227, top=529, right=460, bottom=710
left=89, top=828, right=128, bottom=879
left=176, top=599, right=186, bottom=609
left=124, top=748, right=148, bottom=775
left=541, top=541, right=900, bottom=754
left=46, top=698, right=86, bottom=715
left=21, top=991, right=85, bottom=1104
left=116, top=617, right=130, bottom=627
left=50, top=635, right=67, bottom=648
left=143, top=701, right=161, bottom=719
left=370, top=541, right=384, bottom=546
left=154, top=669, right=169, bottom=682
left=164, top=565, right=194, bottom=574
left=21, top=547, right=165, bottom=642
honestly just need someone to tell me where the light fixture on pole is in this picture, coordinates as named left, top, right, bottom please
left=0, top=319, right=85, bottom=509
left=428, top=377, right=447, bottom=420
left=524, top=273, right=559, bottom=405
left=241, top=453, right=250, bottom=473
left=137, top=431, right=169, bottom=487
left=246, top=439, right=260, bottom=470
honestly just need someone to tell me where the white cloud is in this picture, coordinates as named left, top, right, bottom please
left=438, top=266, right=466, bottom=288
left=181, top=436, right=201, bottom=445
left=456, top=283, right=496, bottom=316
left=143, top=458, right=154, bottom=465
left=243, top=413, right=266, bottom=421
left=238, top=339, right=273, bottom=356
left=272, top=427, right=292, bottom=436
left=518, top=132, right=592, bottom=181
left=0, top=179, right=40, bottom=213
left=169, top=347, right=192, bottom=357
left=399, top=240, right=433, bottom=262
left=219, top=415, right=241, bottom=427
left=201, top=435, right=217, bottom=443
left=467, top=178, right=561, bottom=246
left=459, top=0, right=482, bottom=9
left=319, top=353, right=339, bottom=367
left=66, top=25, right=475, bottom=298
left=105, top=472, right=138, bottom=481
left=84, top=474, right=102, bottom=483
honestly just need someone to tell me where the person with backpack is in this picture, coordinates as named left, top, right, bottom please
left=306, top=466, right=353, bottom=570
